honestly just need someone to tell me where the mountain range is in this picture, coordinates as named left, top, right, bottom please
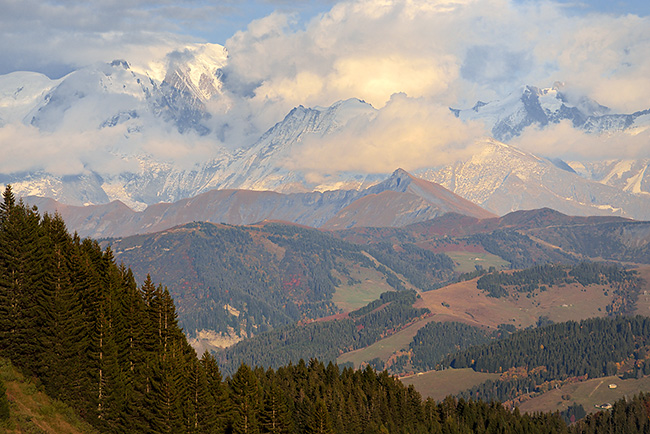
left=2, top=46, right=650, bottom=223
left=27, top=168, right=494, bottom=239
left=451, top=83, right=650, bottom=142
left=105, top=205, right=650, bottom=352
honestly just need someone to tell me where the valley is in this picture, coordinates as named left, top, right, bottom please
left=3, top=180, right=650, bottom=432
left=3, top=1, right=650, bottom=432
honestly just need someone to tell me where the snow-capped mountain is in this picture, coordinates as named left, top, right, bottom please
left=452, top=83, right=650, bottom=142
left=204, top=98, right=383, bottom=193
left=20, top=45, right=227, bottom=135
left=416, top=139, right=650, bottom=220
left=2, top=46, right=650, bottom=222
left=2, top=64, right=383, bottom=209
left=569, top=159, right=650, bottom=196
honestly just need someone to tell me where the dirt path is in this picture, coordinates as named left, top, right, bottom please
left=588, top=379, right=604, bottom=398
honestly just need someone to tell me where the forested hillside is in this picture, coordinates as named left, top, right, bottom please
left=3, top=185, right=650, bottom=433
left=215, top=290, right=428, bottom=375
left=0, top=185, right=579, bottom=434
left=445, top=316, right=650, bottom=403
left=475, top=262, right=641, bottom=316
left=334, top=208, right=650, bottom=267
left=108, top=222, right=456, bottom=341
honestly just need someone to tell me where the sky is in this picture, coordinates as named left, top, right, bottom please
left=1, top=0, right=648, bottom=80
left=1, top=0, right=650, bottom=176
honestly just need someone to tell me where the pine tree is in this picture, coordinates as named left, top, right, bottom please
left=200, top=351, right=230, bottom=433
left=305, top=399, right=334, bottom=434
left=230, top=364, right=262, bottom=434
left=260, top=382, right=291, bottom=434
left=0, top=194, right=48, bottom=375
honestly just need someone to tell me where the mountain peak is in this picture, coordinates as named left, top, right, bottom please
left=110, top=59, right=130, bottom=70
left=391, top=168, right=412, bottom=178
left=380, top=168, right=415, bottom=192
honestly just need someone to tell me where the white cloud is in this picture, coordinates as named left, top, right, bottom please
left=0, top=119, right=223, bottom=176
left=222, top=0, right=650, bottom=116
left=512, top=120, right=650, bottom=161
left=284, top=93, right=486, bottom=175
left=2, top=0, right=650, bottom=178
left=0, top=123, right=131, bottom=176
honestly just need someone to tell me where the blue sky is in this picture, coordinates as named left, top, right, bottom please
left=149, top=0, right=650, bottom=46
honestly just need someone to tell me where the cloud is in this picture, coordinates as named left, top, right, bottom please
left=511, top=119, right=650, bottom=161
left=0, top=123, right=130, bottom=176
left=2, top=0, right=650, bottom=178
left=283, top=93, right=486, bottom=175
left=222, top=0, right=650, bottom=117
left=0, top=120, right=221, bottom=176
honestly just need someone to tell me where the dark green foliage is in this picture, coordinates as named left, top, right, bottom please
left=571, top=393, right=650, bottom=434
left=409, top=322, right=491, bottom=371
left=0, top=188, right=209, bottom=433
left=305, top=399, right=334, bottom=434
left=366, top=243, right=455, bottom=291
left=560, top=403, right=586, bottom=425
left=110, top=222, right=367, bottom=338
left=2, top=185, right=648, bottom=434
left=230, top=364, right=262, bottom=434
left=260, top=381, right=291, bottom=434
left=476, top=262, right=639, bottom=299
left=458, top=265, right=491, bottom=282
left=469, top=230, right=578, bottom=269
left=348, top=289, right=416, bottom=318
left=216, top=290, right=428, bottom=375
left=109, top=222, right=456, bottom=339
left=476, top=263, right=569, bottom=297
left=448, top=316, right=650, bottom=402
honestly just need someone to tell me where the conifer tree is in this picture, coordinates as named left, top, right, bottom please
left=230, top=364, right=262, bottom=434
left=260, top=382, right=291, bottom=434
left=305, top=399, right=334, bottom=434
left=200, top=351, right=230, bottom=432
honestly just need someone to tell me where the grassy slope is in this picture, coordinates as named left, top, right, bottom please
left=330, top=265, right=396, bottom=312
left=446, top=251, right=510, bottom=274
left=337, top=316, right=437, bottom=367
left=400, top=369, right=501, bottom=402
left=518, top=375, right=650, bottom=416
left=338, top=276, right=618, bottom=370
left=413, top=277, right=615, bottom=330
left=0, top=359, right=98, bottom=434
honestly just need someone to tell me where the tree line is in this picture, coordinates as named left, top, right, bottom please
left=445, top=316, right=650, bottom=402
left=475, top=262, right=640, bottom=299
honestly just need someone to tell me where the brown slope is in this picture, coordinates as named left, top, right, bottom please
left=322, top=169, right=495, bottom=230
left=404, top=170, right=496, bottom=220
left=25, top=169, right=495, bottom=239
left=334, top=207, right=640, bottom=245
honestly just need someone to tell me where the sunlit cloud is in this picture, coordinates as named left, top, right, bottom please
left=283, top=93, right=486, bottom=175
left=1, top=0, right=649, bottom=178
left=512, top=119, right=650, bottom=161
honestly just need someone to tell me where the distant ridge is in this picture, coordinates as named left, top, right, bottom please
left=26, top=169, right=495, bottom=239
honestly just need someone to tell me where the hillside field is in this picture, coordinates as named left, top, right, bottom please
left=518, top=375, right=650, bottom=417
left=0, top=358, right=98, bottom=434
left=400, top=368, right=501, bottom=401
left=445, top=251, right=510, bottom=274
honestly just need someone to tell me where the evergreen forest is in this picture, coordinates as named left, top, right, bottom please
left=2, top=184, right=650, bottom=434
